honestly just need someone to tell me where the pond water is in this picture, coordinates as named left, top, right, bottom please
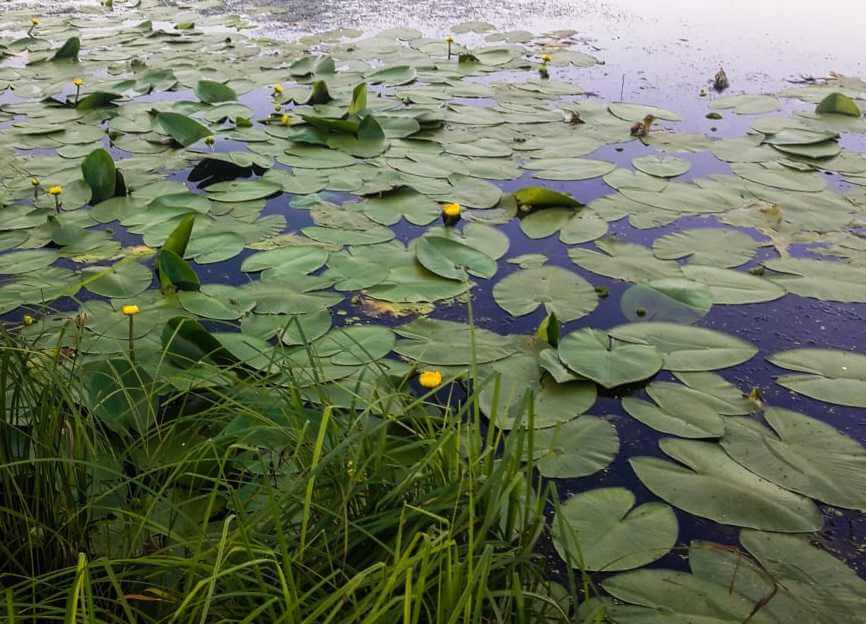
left=2, top=0, right=866, bottom=614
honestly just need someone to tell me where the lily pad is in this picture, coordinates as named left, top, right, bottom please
left=492, top=265, right=598, bottom=322
left=553, top=487, right=678, bottom=572
left=622, top=381, right=727, bottom=438
left=631, top=155, right=691, bottom=178
left=558, top=328, right=664, bottom=389
left=721, top=407, right=866, bottom=511
left=415, top=236, right=497, bottom=281
left=767, top=348, right=866, bottom=408
left=620, top=279, right=712, bottom=323
left=630, top=438, right=823, bottom=532
left=528, top=416, right=619, bottom=478
left=609, top=322, right=758, bottom=371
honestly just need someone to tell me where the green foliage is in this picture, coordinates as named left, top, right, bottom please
left=0, top=324, right=563, bottom=623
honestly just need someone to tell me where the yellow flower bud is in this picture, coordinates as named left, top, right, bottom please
left=31, top=17, right=40, bottom=26
left=541, top=54, right=552, bottom=63
left=73, top=78, right=84, bottom=87
left=418, top=370, right=443, bottom=389
left=121, top=304, right=140, bottom=316
left=273, top=84, right=284, bottom=94
left=23, top=315, right=34, bottom=326
left=446, top=36, right=454, bottom=43
left=442, top=202, right=461, bottom=218
left=31, top=177, right=39, bottom=187
left=205, top=135, right=215, bottom=145
left=47, top=186, right=63, bottom=196
left=280, top=113, right=291, bottom=126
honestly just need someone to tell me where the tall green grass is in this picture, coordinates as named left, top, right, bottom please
left=0, top=321, right=584, bottom=623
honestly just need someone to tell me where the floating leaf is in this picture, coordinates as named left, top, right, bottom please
left=631, top=155, right=690, bottom=178
left=620, top=279, right=712, bottom=323
left=609, top=322, right=758, bottom=371
left=653, top=228, right=760, bottom=268
left=195, top=79, right=238, bottom=104
left=622, top=381, right=727, bottom=438
left=681, top=265, right=786, bottom=304
left=493, top=266, right=598, bottom=322
left=553, top=487, right=677, bottom=571
left=83, top=261, right=153, bottom=298
left=558, top=328, right=663, bottom=389
left=721, top=407, right=866, bottom=511
left=415, top=236, right=497, bottom=281
left=528, top=416, right=618, bottom=478
left=630, top=438, right=822, bottom=532
left=767, top=348, right=866, bottom=408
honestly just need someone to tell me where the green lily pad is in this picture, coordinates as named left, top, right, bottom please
left=195, top=79, right=238, bottom=104
left=767, top=348, right=866, bottom=408
left=721, top=407, right=866, bottom=511
left=527, top=415, right=619, bottom=478
left=622, top=381, right=727, bottom=438
left=620, top=279, right=712, bottom=323
left=631, top=155, right=691, bottom=178
left=558, top=328, right=664, bottom=389
left=681, top=265, right=786, bottom=304
left=815, top=92, right=861, bottom=116
left=609, top=322, right=758, bottom=371
left=156, top=111, right=212, bottom=147
left=415, top=235, right=497, bottom=281
left=630, top=438, right=823, bottom=532
left=553, top=487, right=677, bottom=572
left=82, top=261, right=153, bottom=298
left=394, top=318, right=518, bottom=366
left=492, top=266, right=598, bottom=322
left=710, top=94, right=781, bottom=115
left=763, top=257, right=866, bottom=303
left=653, top=228, right=761, bottom=268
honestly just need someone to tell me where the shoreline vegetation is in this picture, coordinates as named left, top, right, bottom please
left=2, top=0, right=866, bottom=621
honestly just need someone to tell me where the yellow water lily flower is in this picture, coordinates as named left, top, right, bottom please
left=280, top=113, right=291, bottom=126
left=418, top=370, right=443, bottom=389
left=23, top=315, right=34, bottom=326
left=541, top=54, right=552, bottom=63
left=73, top=78, right=84, bottom=87
left=446, top=35, right=454, bottom=44
left=31, top=17, right=40, bottom=26
left=273, top=83, right=284, bottom=94
left=442, top=202, right=461, bottom=217
left=121, top=304, right=141, bottom=316
left=47, top=186, right=62, bottom=195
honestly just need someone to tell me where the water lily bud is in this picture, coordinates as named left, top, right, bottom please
left=31, top=17, right=40, bottom=26
left=31, top=177, right=39, bottom=187
left=541, top=53, right=552, bottom=63
left=418, top=370, right=443, bottom=388
left=281, top=113, right=291, bottom=126
left=205, top=135, right=215, bottom=146
left=441, top=202, right=461, bottom=226
left=446, top=35, right=454, bottom=44
left=273, top=84, right=284, bottom=94
left=23, top=315, right=34, bottom=326
left=121, top=304, right=141, bottom=316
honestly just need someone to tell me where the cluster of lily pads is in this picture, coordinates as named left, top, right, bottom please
left=2, top=0, right=866, bottom=618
